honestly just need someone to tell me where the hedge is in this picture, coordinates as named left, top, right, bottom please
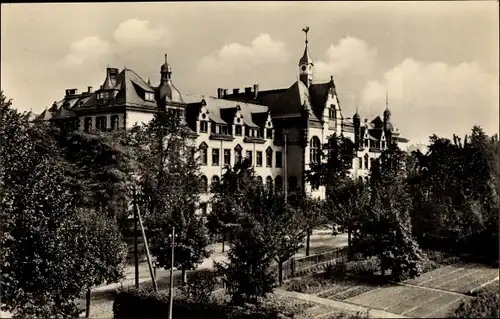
left=451, top=284, right=499, bottom=318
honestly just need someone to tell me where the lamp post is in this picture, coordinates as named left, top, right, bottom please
left=168, top=226, right=175, bottom=319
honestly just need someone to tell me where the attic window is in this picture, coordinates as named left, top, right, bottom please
left=329, top=106, right=337, bottom=119
left=145, top=92, right=155, bottom=102
left=235, top=125, right=242, bottom=136
left=266, top=128, right=273, bottom=139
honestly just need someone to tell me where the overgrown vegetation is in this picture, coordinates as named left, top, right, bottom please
left=451, top=282, right=499, bottom=318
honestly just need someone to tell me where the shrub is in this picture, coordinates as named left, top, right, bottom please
left=345, top=257, right=380, bottom=276
left=325, top=262, right=347, bottom=280
left=452, top=286, right=499, bottom=318
left=179, top=269, right=218, bottom=304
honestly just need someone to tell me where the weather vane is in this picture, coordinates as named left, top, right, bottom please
left=302, top=26, right=310, bottom=44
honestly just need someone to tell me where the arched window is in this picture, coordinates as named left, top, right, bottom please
left=275, top=176, right=283, bottom=192
left=266, top=176, right=273, bottom=191
left=200, top=176, right=208, bottom=193
left=256, top=176, right=263, bottom=185
left=211, top=175, right=220, bottom=186
left=199, top=142, right=208, bottom=165
left=266, top=147, right=273, bottom=167
left=364, top=154, right=369, bottom=170
left=310, top=136, right=321, bottom=163
left=289, top=176, right=298, bottom=192
left=234, top=144, right=243, bottom=164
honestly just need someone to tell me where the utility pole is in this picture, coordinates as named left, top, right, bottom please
left=284, top=129, right=288, bottom=202
left=168, top=226, right=175, bottom=319
left=136, top=204, right=158, bottom=292
left=133, top=187, right=139, bottom=288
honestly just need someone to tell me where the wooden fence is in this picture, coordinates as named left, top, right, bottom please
left=279, top=246, right=349, bottom=280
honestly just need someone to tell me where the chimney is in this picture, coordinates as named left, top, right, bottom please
left=253, top=84, right=259, bottom=99
left=88, top=86, right=93, bottom=93
left=233, top=88, right=240, bottom=95
left=223, top=89, right=228, bottom=96
left=65, top=88, right=78, bottom=97
left=217, top=88, right=224, bottom=99
left=245, top=87, right=252, bottom=95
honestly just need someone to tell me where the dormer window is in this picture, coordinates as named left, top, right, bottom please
left=235, top=125, right=242, bottom=136
left=329, top=106, right=337, bottom=119
left=145, top=92, right=155, bottom=102
left=199, top=121, right=208, bottom=133
left=266, top=128, right=273, bottom=139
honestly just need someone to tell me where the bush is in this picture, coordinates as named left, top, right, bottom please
left=325, top=262, right=347, bottom=280
left=179, top=269, right=218, bottom=304
left=113, top=287, right=308, bottom=319
left=345, top=257, right=380, bottom=276
left=451, top=285, right=499, bottom=318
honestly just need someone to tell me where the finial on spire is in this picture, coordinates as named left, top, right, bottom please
left=302, top=26, right=310, bottom=45
left=147, top=77, right=151, bottom=86
left=385, top=91, right=388, bottom=110
left=165, top=53, right=168, bottom=65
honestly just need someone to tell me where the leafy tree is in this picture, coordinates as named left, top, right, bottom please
left=354, top=145, right=424, bottom=280
left=0, top=92, right=126, bottom=317
left=305, top=133, right=355, bottom=255
left=216, top=213, right=277, bottom=305
left=131, top=108, right=210, bottom=283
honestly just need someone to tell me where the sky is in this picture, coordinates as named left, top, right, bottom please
left=1, top=1, right=498, bottom=145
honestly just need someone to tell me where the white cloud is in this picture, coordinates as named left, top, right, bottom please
left=198, top=34, right=289, bottom=75
left=315, top=37, right=378, bottom=80
left=113, top=19, right=167, bottom=47
left=62, top=36, right=111, bottom=67
left=360, top=58, right=499, bottom=143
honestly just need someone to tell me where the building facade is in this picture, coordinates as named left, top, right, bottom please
left=36, top=30, right=408, bottom=208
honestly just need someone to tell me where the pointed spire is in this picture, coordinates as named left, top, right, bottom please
left=147, top=77, right=151, bottom=86
left=299, top=26, right=313, bottom=66
left=385, top=91, right=388, bottom=110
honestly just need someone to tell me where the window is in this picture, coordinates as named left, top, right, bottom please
left=96, top=116, right=107, bottom=131
left=246, top=151, right=252, bottom=165
left=84, top=117, right=92, bottom=132
left=276, top=151, right=282, bottom=168
left=256, top=151, right=263, bottom=167
left=234, top=145, right=242, bottom=164
left=266, top=128, right=273, bottom=139
left=211, top=175, right=220, bottom=188
left=111, top=115, right=119, bottom=130
left=358, top=157, right=363, bottom=170
left=310, top=136, right=321, bottom=163
left=145, top=92, right=155, bottom=101
left=381, top=141, right=386, bottom=149
left=266, top=147, right=273, bottom=167
left=329, top=106, right=337, bottom=119
left=212, top=148, right=220, bottom=166
left=221, top=125, right=228, bottom=135
left=235, top=125, right=242, bottom=136
left=266, top=176, right=273, bottom=191
left=200, top=176, right=208, bottom=193
left=364, top=138, right=369, bottom=148
left=199, top=143, right=208, bottom=165
left=224, top=149, right=231, bottom=166
left=275, top=176, right=283, bottom=192
left=199, top=121, right=208, bottom=133
left=364, top=154, right=369, bottom=170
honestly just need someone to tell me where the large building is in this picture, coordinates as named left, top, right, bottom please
left=36, top=29, right=408, bottom=206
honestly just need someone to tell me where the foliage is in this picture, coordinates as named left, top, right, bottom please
left=451, top=284, right=499, bottom=318
left=130, top=108, right=210, bottom=277
left=179, top=269, right=218, bottom=304
left=409, top=127, right=499, bottom=262
left=353, top=145, right=424, bottom=281
left=216, top=213, right=278, bottom=305
left=113, top=287, right=310, bottom=319
left=0, top=92, right=126, bottom=318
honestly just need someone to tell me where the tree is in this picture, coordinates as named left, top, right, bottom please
left=305, top=133, right=355, bottom=255
left=353, top=145, right=424, bottom=280
left=288, top=195, right=325, bottom=256
left=0, top=92, right=126, bottom=317
left=131, top=108, right=210, bottom=284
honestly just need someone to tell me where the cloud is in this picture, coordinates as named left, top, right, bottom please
left=198, top=34, right=289, bottom=75
left=113, top=19, right=167, bottom=47
left=62, top=36, right=111, bottom=67
left=360, top=58, right=499, bottom=143
left=315, top=37, right=378, bottom=80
